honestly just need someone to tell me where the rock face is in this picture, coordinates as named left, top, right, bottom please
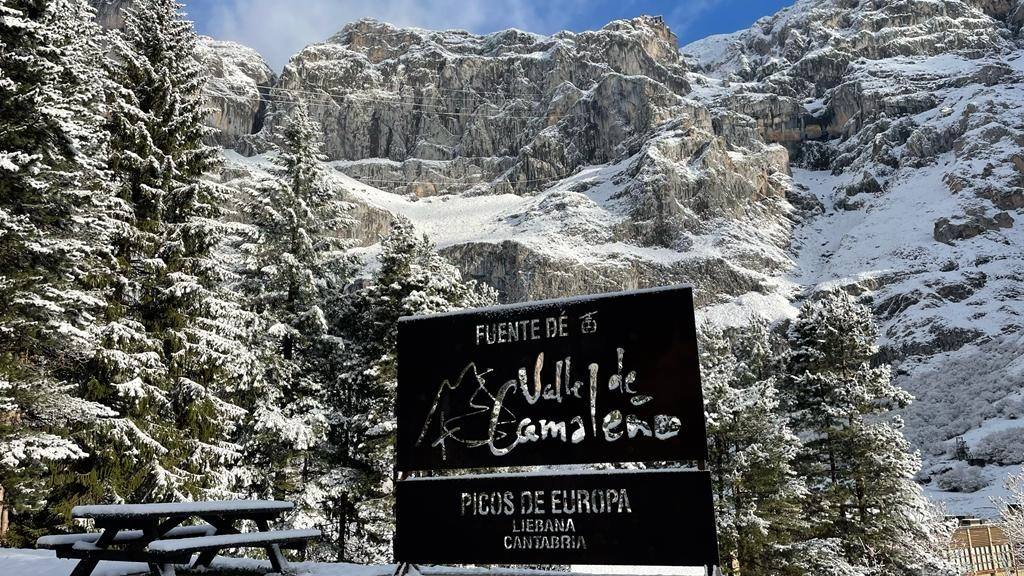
left=196, top=38, right=276, bottom=148
left=934, top=212, right=1015, bottom=244
left=687, top=0, right=1024, bottom=515
left=90, top=0, right=131, bottom=30
left=255, top=17, right=702, bottom=195
left=684, top=0, right=1011, bottom=145
left=222, top=15, right=793, bottom=322
left=89, top=1, right=275, bottom=150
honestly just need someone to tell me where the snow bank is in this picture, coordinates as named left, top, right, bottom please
left=2, top=548, right=707, bottom=576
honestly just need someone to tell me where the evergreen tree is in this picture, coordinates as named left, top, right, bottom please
left=80, top=0, right=255, bottom=505
left=998, top=471, right=1024, bottom=565
left=0, top=0, right=116, bottom=544
left=235, top=103, right=355, bottom=537
left=330, top=218, right=497, bottom=562
left=699, top=320, right=807, bottom=576
left=783, top=291, right=952, bottom=576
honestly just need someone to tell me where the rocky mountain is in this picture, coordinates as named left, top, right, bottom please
left=92, top=0, right=1023, bottom=517
left=197, top=38, right=275, bottom=148
left=91, top=0, right=131, bottom=30
left=684, top=0, right=1024, bottom=515
left=223, top=15, right=794, bottom=311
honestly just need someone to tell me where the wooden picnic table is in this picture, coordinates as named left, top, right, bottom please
left=36, top=499, right=320, bottom=576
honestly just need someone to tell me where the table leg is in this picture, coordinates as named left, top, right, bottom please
left=69, top=559, right=99, bottom=576
left=193, top=549, right=218, bottom=568
left=199, top=515, right=239, bottom=534
left=69, top=527, right=121, bottom=576
left=192, top=515, right=239, bottom=569
left=153, top=516, right=186, bottom=538
left=256, top=518, right=288, bottom=572
left=149, top=563, right=176, bottom=576
left=95, top=527, right=120, bottom=546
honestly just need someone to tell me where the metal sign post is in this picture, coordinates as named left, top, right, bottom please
left=393, top=285, right=719, bottom=571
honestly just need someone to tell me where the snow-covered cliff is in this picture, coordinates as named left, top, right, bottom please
left=221, top=16, right=794, bottom=321
left=94, top=0, right=1024, bottom=517
left=685, top=0, right=1024, bottom=515
left=88, top=0, right=276, bottom=148
left=197, top=38, right=275, bottom=148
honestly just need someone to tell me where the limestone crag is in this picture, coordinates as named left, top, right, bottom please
left=90, top=0, right=131, bottom=30
left=197, top=39, right=276, bottom=148
left=684, top=0, right=1013, bottom=147
left=254, top=16, right=696, bottom=195
left=440, top=240, right=768, bottom=306
left=88, top=1, right=277, bottom=151
left=202, top=16, right=794, bottom=320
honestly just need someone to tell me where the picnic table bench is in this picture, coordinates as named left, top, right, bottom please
left=35, top=500, right=320, bottom=576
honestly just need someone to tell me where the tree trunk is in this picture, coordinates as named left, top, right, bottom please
left=0, top=484, right=8, bottom=538
left=338, top=497, right=349, bottom=563
left=282, top=334, right=293, bottom=361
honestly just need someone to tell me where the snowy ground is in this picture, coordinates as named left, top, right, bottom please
left=329, top=154, right=757, bottom=272
left=3, top=548, right=705, bottom=576
left=923, top=464, right=1020, bottom=519
left=0, top=548, right=388, bottom=576
left=226, top=147, right=795, bottom=321
left=228, top=150, right=696, bottom=267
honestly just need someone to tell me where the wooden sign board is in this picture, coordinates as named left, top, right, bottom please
left=394, top=468, right=719, bottom=567
left=396, top=285, right=707, bottom=471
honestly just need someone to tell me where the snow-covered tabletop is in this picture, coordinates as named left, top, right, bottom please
left=71, top=499, right=293, bottom=519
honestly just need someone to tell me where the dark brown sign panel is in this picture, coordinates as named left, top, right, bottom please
left=396, top=285, right=707, bottom=471
left=395, top=469, right=719, bottom=566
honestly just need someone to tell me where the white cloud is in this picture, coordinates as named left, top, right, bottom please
left=196, top=0, right=591, bottom=71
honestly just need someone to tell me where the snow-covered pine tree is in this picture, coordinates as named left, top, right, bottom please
left=783, top=291, right=952, bottom=576
left=80, top=0, right=254, bottom=505
left=235, top=102, right=355, bottom=537
left=699, top=320, right=807, bottom=576
left=330, top=218, right=497, bottom=562
left=998, top=472, right=1024, bottom=563
left=0, top=0, right=119, bottom=544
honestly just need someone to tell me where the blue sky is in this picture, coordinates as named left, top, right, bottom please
left=182, top=0, right=792, bottom=71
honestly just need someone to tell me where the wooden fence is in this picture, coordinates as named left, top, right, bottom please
left=947, top=521, right=1021, bottom=576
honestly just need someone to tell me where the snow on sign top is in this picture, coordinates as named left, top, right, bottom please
left=396, top=284, right=707, bottom=471
left=398, top=284, right=695, bottom=322
left=71, top=500, right=293, bottom=518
